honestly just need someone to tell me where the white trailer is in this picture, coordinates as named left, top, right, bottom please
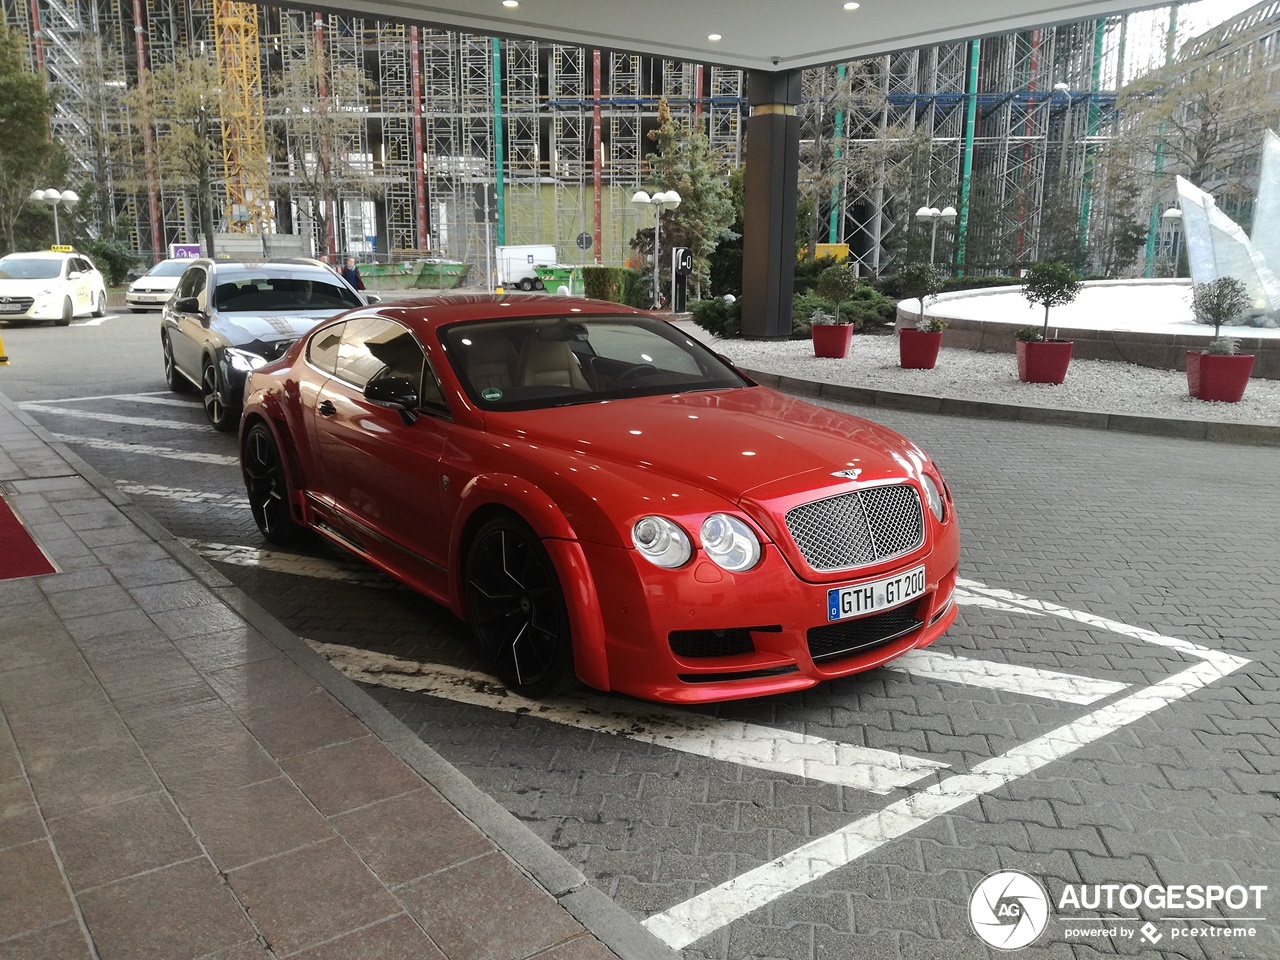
left=496, top=244, right=558, bottom=290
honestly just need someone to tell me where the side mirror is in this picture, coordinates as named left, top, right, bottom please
left=364, top=376, right=420, bottom=425
left=68, top=270, right=83, bottom=280
left=174, top=296, right=200, bottom=313
left=363, top=292, right=382, bottom=305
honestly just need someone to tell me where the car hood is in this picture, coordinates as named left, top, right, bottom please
left=0, top=278, right=60, bottom=294
left=215, top=311, right=343, bottom=346
left=130, top=277, right=180, bottom=291
left=482, top=386, right=928, bottom=506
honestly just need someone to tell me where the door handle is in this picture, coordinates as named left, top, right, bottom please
left=317, top=400, right=336, bottom=417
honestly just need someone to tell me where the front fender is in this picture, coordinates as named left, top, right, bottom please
left=448, top=473, right=611, bottom=692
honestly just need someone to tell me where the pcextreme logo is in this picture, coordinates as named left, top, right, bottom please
left=969, top=871, right=1050, bottom=950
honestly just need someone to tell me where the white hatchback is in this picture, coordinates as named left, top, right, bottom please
left=126, top=258, right=191, bottom=311
left=0, top=250, right=108, bottom=325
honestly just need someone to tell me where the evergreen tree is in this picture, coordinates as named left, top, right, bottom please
left=631, top=97, right=736, bottom=302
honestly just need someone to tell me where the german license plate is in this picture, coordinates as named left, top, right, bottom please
left=0, top=304, right=22, bottom=313
left=827, top=565, right=926, bottom=621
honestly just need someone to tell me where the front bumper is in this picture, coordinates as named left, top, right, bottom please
left=0, top=297, right=60, bottom=321
left=126, top=292, right=171, bottom=308
left=578, top=534, right=960, bottom=703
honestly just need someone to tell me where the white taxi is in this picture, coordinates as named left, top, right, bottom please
left=0, top=248, right=108, bottom=326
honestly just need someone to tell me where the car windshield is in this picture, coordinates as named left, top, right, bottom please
left=146, top=260, right=192, bottom=278
left=440, top=315, right=749, bottom=410
left=0, top=257, right=62, bottom=280
left=213, top=275, right=361, bottom=312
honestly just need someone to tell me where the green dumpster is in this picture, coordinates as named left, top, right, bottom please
left=534, top=265, right=584, bottom=296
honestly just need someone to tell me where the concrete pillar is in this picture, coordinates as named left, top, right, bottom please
left=740, top=70, right=802, bottom=340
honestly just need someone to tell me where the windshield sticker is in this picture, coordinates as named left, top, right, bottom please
left=481, top=387, right=503, bottom=401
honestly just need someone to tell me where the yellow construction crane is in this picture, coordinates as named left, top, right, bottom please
left=213, top=1, right=271, bottom=233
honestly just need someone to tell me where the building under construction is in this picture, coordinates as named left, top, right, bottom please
left=0, top=0, right=1264, bottom=281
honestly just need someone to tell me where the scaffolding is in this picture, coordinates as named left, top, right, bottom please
left=3, top=0, right=1266, bottom=282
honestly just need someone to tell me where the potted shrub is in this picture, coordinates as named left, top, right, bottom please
left=1187, top=276, right=1255, bottom=402
left=811, top=265, right=859, bottom=358
left=808, top=309, right=853, bottom=358
left=896, top=261, right=946, bottom=369
left=1016, top=260, right=1082, bottom=384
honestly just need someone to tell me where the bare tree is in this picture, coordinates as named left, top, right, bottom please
left=267, top=47, right=380, bottom=261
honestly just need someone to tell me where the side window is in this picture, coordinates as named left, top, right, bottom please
left=307, top=322, right=345, bottom=376
left=420, top=361, right=448, bottom=415
left=335, top=318, right=425, bottom=393
left=176, top=267, right=205, bottom=301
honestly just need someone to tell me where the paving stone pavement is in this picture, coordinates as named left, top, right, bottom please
left=0, top=391, right=667, bottom=960
left=4, top=333, right=1279, bottom=959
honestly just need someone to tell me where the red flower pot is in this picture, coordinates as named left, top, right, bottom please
left=812, top=323, right=854, bottom=358
left=899, top=328, right=943, bottom=369
left=1186, top=350, right=1255, bottom=402
left=1016, top=339, right=1074, bottom=384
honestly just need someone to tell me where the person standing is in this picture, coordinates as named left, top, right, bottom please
left=340, top=256, right=365, bottom=291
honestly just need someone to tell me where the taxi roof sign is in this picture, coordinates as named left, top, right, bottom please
left=50, top=244, right=74, bottom=253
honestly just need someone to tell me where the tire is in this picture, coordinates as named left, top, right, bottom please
left=242, top=422, right=304, bottom=545
left=201, top=358, right=237, bottom=432
left=92, top=291, right=107, bottom=318
left=464, top=515, right=575, bottom=698
left=533, top=279, right=546, bottom=291
left=518, top=277, right=534, bottom=291
left=162, top=332, right=194, bottom=393
left=55, top=298, right=73, bottom=326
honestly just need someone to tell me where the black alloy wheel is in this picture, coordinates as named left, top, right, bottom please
left=201, top=358, right=237, bottom=432
left=242, top=422, right=304, bottom=545
left=56, top=298, right=73, bottom=326
left=464, top=516, right=575, bottom=697
left=162, top=332, right=193, bottom=393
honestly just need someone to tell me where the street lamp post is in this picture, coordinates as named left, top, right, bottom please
left=631, top=188, right=681, bottom=308
left=914, top=205, right=957, bottom=265
left=29, top=189, right=80, bottom=246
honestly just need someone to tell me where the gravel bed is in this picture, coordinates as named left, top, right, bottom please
left=702, top=328, right=1280, bottom=426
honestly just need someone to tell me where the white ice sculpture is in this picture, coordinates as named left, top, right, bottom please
left=1174, top=133, right=1280, bottom=327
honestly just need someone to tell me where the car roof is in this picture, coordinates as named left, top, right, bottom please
left=369, top=294, right=651, bottom=330
left=1, top=251, right=78, bottom=260
left=190, top=259, right=348, bottom=278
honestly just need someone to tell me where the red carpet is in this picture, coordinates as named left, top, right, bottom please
left=0, top=495, right=56, bottom=580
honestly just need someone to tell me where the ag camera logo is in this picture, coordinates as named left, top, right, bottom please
left=970, top=870, right=1050, bottom=950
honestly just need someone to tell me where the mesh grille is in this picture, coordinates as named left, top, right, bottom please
left=669, top=629, right=755, bottom=659
left=784, top=484, right=924, bottom=571
left=806, top=601, right=923, bottom=664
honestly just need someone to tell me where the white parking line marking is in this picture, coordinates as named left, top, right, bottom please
left=953, top=588, right=1046, bottom=616
left=22, top=391, right=181, bottom=405
left=117, top=482, right=249, bottom=508
left=22, top=403, right=200, bottom=431
left=51, top=434, right=237, bottom=466
left=185, top=540, right=397, bottom=586
left=883, top=649, right=1127, bottom=705
left=306, top=643, right=948, bottom=793
left=642, top=586, right=1250, bottom=950
left=81, top=316, right=112, bottom=326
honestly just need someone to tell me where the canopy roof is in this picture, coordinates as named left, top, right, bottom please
left=319, top=0, right=1159, bottom=71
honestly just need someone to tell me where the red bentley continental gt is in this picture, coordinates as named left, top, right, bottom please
left=239, top=296, right=959, bottom=703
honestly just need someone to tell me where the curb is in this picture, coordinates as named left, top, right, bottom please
left=0, top=392, right=679, bottom=960
left=741, top=368, right=1280, bottom=447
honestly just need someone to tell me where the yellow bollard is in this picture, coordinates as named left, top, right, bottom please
left=0, top=331, right=8, bottom=366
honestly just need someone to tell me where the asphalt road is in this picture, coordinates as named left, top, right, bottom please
left=2, top=309, right=1278, bottom=960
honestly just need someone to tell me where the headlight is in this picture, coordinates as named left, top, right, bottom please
left=700, top=513, right=761, bottom=572
left=921, top=474, right=945, bottom=522
left=632, top=516, right=691, bottom=568
left=225, top=347, right=267, bottom=372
